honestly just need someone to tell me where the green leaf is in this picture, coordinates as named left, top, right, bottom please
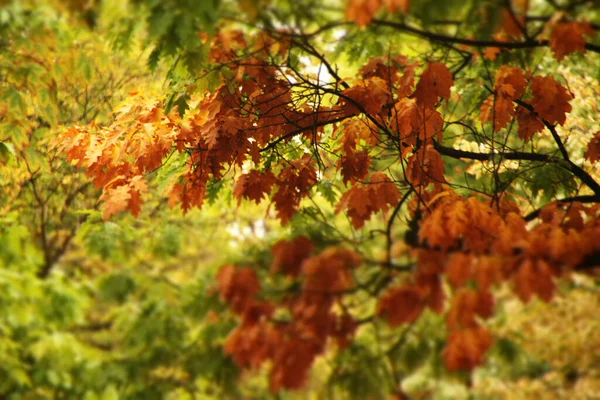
left=0, top=142, right=15, bottom=162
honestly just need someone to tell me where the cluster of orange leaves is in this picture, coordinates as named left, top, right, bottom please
left=480, top=66, right=572, bottom=140
left=60, top=29, right=456, bottom=231
left=217, top=239, right=361, bottom=391
left=408, top=191, right=600, bottom=370
left=220, top=190, right=600, bottom=383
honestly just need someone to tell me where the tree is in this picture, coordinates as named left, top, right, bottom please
left=4, top=0, right=600, bottom=398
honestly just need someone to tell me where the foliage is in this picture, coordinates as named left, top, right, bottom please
left=2, top=0, right=600, bottom=398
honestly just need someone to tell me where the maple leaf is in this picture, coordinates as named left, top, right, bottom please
left=584, top=131, right=600, bottom=163
left=447, top=288, right=494, bottom=330
left=301, top=247, right=360, bottom=293
left=377, top=284, right=426, bottom=326
left=414, top=62, right=454, bottom=110
left=225, top=321, right=281, bottom=368
left=530, top=75, right=573, bottom=125
left=335, top=172, right=401, bottom=229
left=501, top=8, right=526, bottom=38
left=550, top=21, right=595, bottom=61
left=270, top=337, right=319, bottom=392
left=369, top=171, right=402, bottom=210
left=473, top=256, right=503, bottom=291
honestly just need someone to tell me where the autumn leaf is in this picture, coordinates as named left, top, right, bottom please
left=338, top=149, right=371, bottom=185
left=495, top=66, right=527, bottom=98
left=217, top=265, right=261, bottom=314
left=335, top=171, right=401, bottom=229
left=341, top=77, right=389, bottom=116
left=384, top=0, right=410, bottom=14
left=585, top=131, right=600, bottom=163
left=444, top=325, right=494, bottom=371
left=377, top=284, right=426, bottom=326
left=271, top=236, right=313, bottom=277
left=345, top=0, right=382, bottom=27
left=233, top=170, right=276, bottom=205
left=414, top=62, right=454, bottom=110
left=406, top=144, right=446, bottom=186
left=514, top=258, right=556, bottom=303
left=530, top=75, right=573, bottom=125
left=100, top=184, right=132, bottom=220
left=516, top=106, right=545, bottom=141
left=550, top=21, right=595, bottom=61
left=446, top=252, right=474, bottom=288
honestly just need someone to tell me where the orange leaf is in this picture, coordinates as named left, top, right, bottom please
left=100, top=184, right=131, bottom=220
left=233, top=170, right=276, bottom=205
left=446, top=252, right=474, bottom=288
left=495, top=66, right=527, bottom=98
left=345, top=0, right=382, bottom=27
left=217, top=265, right=261, bottom=314
left=339, top=149, right=372, bottom=185
left=415, top=62, right=454, bottom=110
left=585, top=131, right=600, bottom=163
left=271, top=236, right=313, bottom=277
left=530, top=75, right=573, bottom=125
left=516, top=106, right=545, bottom=141
left=406, top=144, right=446, bottom=186
left=550, top=21, right=595, bottom=61
left=444, top=325, right=493, bottom=371
left=514, top=258, right=556, bottom=302
left=378, top=284, right=426, bottom=326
